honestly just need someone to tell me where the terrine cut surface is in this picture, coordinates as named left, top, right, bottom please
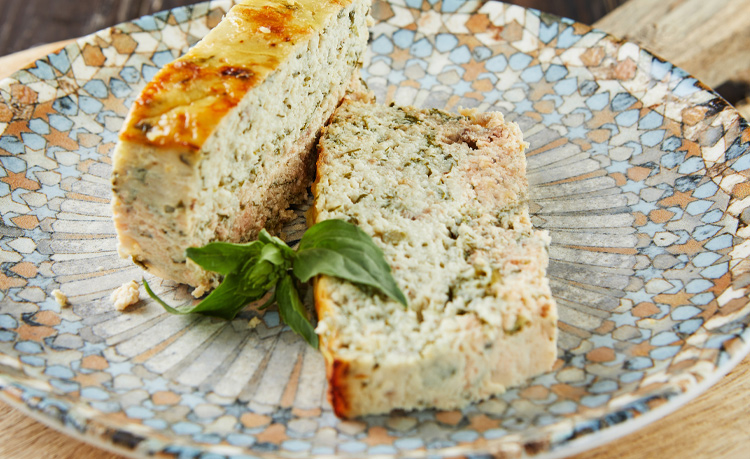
left=313, top=101, right=558, bottom=418
left=111, top=0, right=371, bottom=294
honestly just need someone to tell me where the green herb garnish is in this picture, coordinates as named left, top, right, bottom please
left=143, top=219, right=407, bottom=348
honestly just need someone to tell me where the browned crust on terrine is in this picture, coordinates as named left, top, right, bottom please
left=120, top=0, right=356, bottom=151
left=314, top=275, right=352, bottom=418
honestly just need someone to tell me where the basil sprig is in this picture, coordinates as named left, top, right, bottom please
left=143, top=219, right=407, bottom=348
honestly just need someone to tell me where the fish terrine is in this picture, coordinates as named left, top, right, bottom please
left=112, top=0, right=371, bottom=294
left=313, top=101, right=558, bottom=418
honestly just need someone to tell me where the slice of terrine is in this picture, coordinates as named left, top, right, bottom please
left=112, top=0, right=371, bottom=294
left=313, top=101, right=558, bottom=418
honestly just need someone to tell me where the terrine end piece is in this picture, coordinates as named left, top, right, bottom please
left=112, top=0, right=372, bottom=291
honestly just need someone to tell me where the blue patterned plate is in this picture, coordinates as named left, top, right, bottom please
left=1, top=1, right=749, bottom=457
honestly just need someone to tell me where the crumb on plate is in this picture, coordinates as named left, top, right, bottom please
left=111, top=280, right=140, bottom=311
left=51, top=289, right=68, bottom=307
left=248, top=317, right=262, bottom=329
left=191, top=284, right=208, bottom=298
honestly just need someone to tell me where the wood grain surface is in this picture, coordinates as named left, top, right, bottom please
left=593, top=0, right=750, bottom=118
left=593, top=0, right=750, bottom=89
left=0, top=0, right=749, bottom=458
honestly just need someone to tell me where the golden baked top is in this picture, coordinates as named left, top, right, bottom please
left=119, top=0, right=352, bottom=151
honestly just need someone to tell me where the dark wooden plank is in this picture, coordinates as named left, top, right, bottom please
left=594, top=0, right=750, bottom=116
left=0, top=0, right=195, bottom=55
left=510, top=0, right=628, bottom=26
left=595, top=0, right=750, bottom=89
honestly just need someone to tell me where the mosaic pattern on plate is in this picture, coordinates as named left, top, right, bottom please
left=1, top=0, right=749, bottom=458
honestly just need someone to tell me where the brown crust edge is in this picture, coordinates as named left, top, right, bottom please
left=313, top=275, right=353, bottom=418
left=312, top=113, right=355, bottom=418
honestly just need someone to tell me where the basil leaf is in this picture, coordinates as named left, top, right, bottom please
left=186, top=240, right=263, bottom=275
left=238, top=243, right=290, bottom=295
left=298, top=219, right=373, bottom=250
left=297, top=221, right=392, bottom=278
left=241, top=260, right=281, bottom=294
left=144, top=274, right=258, bottom=320
left=258, top=229, right=296, bottom=260
left=294, top=220, right=407, bottom=307
left=276, top=274, right=318, bottom=348
left=258, top=242, right=287, bottom=267
left=293, top=248, right=407, bottom=307
left=144, top=220, right=405, bottom=348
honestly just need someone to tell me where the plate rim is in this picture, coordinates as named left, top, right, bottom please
left=0, top=0, right=749, bottom=458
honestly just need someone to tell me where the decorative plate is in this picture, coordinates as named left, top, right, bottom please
left=1, top=1, right=749, bottom=458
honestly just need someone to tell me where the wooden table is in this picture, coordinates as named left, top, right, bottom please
left=1, top=1, right=750, bottom=458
